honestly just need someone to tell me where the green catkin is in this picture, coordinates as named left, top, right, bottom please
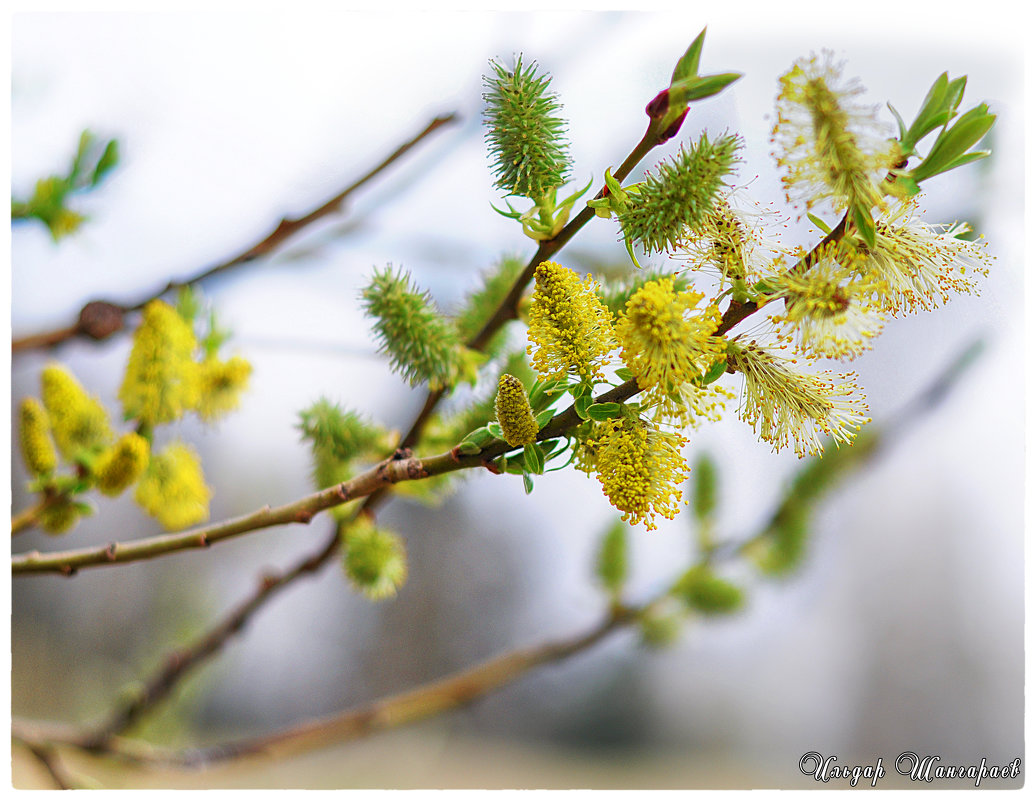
left=618, top=132, right=741, bottom=255
left=483, top=56, right=571, bottom=200
left=362, top=267, right=466, bottom=390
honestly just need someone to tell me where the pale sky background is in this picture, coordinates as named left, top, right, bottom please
left=7, top=2, right=1030, bottom=790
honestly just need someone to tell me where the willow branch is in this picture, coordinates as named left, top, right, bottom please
left=11, top=113, right=459, bottom=353
left=11, top=448, right=488, bottom=576
left=13, top=602, right=642, bottom=769
left=22, top=742, right=77, bottom=789
left=78, top=519, right=345, bottom=749
left=11, top=498, right=48, bottom=536
left=12, top=341, right=981, bottom=769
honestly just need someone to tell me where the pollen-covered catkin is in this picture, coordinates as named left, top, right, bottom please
left=495, top=374, right=539, bottom=448
left=19, top=398, right=57, bottom=477
left=94, top=432, right=150, bottom=496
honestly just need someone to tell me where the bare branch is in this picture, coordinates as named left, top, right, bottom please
left=11, top=113, right=460, bottom=354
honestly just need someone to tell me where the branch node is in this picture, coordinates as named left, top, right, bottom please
left=77, top=300, right=125, bottom=341
left=60, top=564, right=77, bottom=577
left=104, top=543, right=118, bottom=560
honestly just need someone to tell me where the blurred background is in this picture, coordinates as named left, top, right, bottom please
left=9, top=5, right=1025, bottom=789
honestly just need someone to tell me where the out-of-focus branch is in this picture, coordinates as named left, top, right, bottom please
left=11, top=447, right=487, bottom=575
left=12, top=602, right=640, bottom=769
left=11, top=113, right=459, bottom=353
left=10, top=338, right=984, bottom=773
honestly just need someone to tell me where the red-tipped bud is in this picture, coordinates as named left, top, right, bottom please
left=645, top=89, right=669, bottom=119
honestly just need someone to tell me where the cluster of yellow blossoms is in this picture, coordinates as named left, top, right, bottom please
left=18, top=298, right=251, bottom=534
left=505, top=50, right=991, bottom=530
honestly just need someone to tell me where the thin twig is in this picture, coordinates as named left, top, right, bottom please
left=11, top=498, right=48, bottom=536
left=13, top=602, right=640, bottom=769
left=11, top=447, right=487, bottom=576
left=12, top=340, right=982, bottom=772
left=11, top=113, right=459, bottom=353
left=79, top=520, right=344, bottom=748
left=22, top=742, right=77, bottom=789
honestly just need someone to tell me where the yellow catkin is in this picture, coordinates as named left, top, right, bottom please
left=39, top=496, right=80, bottom=535
left=526, top=261, right=616, bottom=383
left=134, top=442, right=211, bottom=530
left=495, top=374, right=539, bottom=447
left=119, top=300, right=200, bottom=426
left=19, top=398, right=57, bottom=477
left=588, top=416, right=689, bottom=531
left=94, top=432, right=151, bottom=496
left=194, top=355, right=252, bottom=422
left=40, top=364, right=113, bottom=460
left=343, top=518, right=408, bottom=600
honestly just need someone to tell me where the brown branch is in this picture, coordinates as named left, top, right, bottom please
left=79, top=520, right=345, bottom=749
left=13, top=602, right=641, bottom=770
left=11, top=498, right=48, bottom=536
left=8, top=99, right=702, bottom=765
left=21, top=742, right=77, bottom=789
left=14, top=340, right=982, bottom=772
left=11, top=447, right=489, bottom=576
left=11, top=113, right=460, bottom=354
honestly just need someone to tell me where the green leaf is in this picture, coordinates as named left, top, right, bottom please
left=534, top=409, right=555, bottom=430
left=586, top=402, right=622, bottom=421
left=614, top=367, right=635, bottom=382
left=912, top=105, right=995, bottom=183
left=851, top=203, right=876, bottom=249
left=524, top=442, right=544, bottom=475
left=486, top=421, right=504, bottom=439
left=887, top=102, right=908, bottom=144
left=574, top=394, right=592, bottom=420
left=671, top=27, right=707, bottom=83
left=69, top=130, right=95, bottom=183
left=460, top=425, right=494, bottom=449
left=698, top=358, right=728, bottom=386
left=91, top=139, right=120, bottom=186
left=528, top=377, right=566, bottom=412
left=806, top=213, right=833, bottom=236
left=669, top=72, right=742, bottom=106
left=522, top=473, right=534, bottom=494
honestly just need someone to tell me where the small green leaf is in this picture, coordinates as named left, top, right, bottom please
left=699, top=358, right=728, bottom=386
left=522, top=473, right=534, bottom=494
left=586, top=402, right=622, bottom=421
left=912, top=105, right=995, bottom=183
left=671, top=27, right=707, bottom=83
left=887, top=102, right=909, bottom=144
left=851, top=203, right=876, bottom=249
left=614, top=367, right=635, bottom=382
left=528, top=378, right=566, bottom=411
left=669, top=72, right=742, bottom=106
left=535, top=408, right=555, bottom=429
left=91, top=139, right=119, bottom=186
left=524, top=442, right=544, bottom=475
left=486, top=422, right=504, bottom=439
left=460, top=425, right=494, bottom=449
left=806, top=213, right=833, bottom=236
left=574, top=394, right=592, bottom=420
